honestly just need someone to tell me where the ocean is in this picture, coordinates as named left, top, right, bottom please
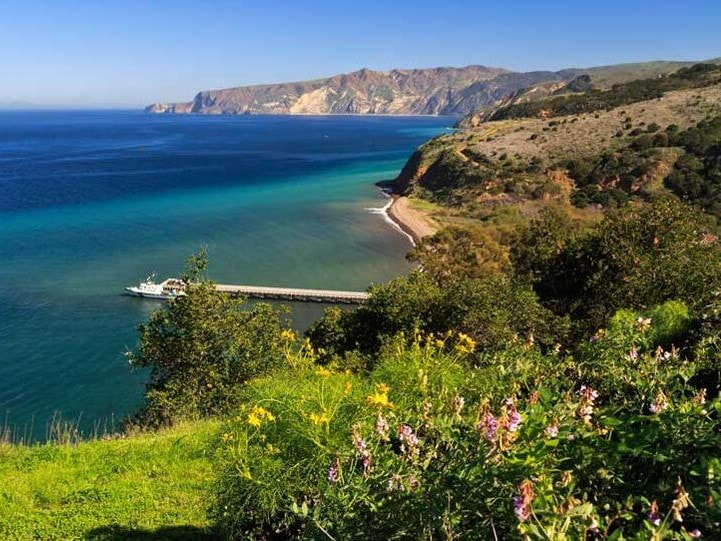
left=0, top=110, right=452, bottom=439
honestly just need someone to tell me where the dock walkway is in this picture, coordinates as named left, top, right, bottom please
left=215, top=284, right=369, bottom=304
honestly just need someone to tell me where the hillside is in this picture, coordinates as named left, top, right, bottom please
left=0, top=420, right=218, bottom=539
left=145, top=60, right=700, bottom=116
left=390, top=64, right=721, bottom=236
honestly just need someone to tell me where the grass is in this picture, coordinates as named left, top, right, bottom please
left=0, top=420, right=219, bottom=540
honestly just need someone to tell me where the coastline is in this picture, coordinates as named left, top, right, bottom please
left=379, top=192, right=437, bottom=246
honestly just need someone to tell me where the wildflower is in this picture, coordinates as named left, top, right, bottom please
left=455, top=333, right=476, bottom=355
left=453, top=395, right=465, bottom=416
left=366, top=391, right=394, bottom=409
left=408, top=475, right=420, bottom=492
left=478, top=411, right=499, bottom=442
left=310, top=411, right=330, bottom=425
left=280, top=329, right=296, bottom=342
left=577, top=385, right=598, bottom=425
left=628, top=348, right=639, bottom=361
left=265, top=443, right=279, bottom=454
left=648, top=500, right=661, bottom=526
left=694, top=388, right=707, bottom=406
left=649, top=391, right=669, bottom=414
left=637, top=316, right=652, bottom=330
left=688, top=529, right=702, bottom=538
left=352, top=429, right=372, bottom=475
left=375, top=413, right=390, bottom=441
left=316, top=366, right=332, bottom=377
left=366, top=383, right=393, bottom=408
left=327, top=459, right=339, bottom=484
left=545, top=422, right=559, bottom=438
left=387, top=474, right=403, bottom=493
left=672, top=479, right=690, bottom=523
left=247, top=405, right=275, bottom=427
left=506, top=403, right=522, bottom=432
left=221, top=432, right=234, bottom=443
left=398, top=424, right=420, bottom=456
left=343, top=382, right=353, bottom=396
left=512, top=480, right=534, bottom=522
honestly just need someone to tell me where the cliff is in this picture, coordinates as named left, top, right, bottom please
left=146, top=60, right=702, bottom=117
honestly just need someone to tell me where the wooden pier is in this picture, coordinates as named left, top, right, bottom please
left=214, top=284, right=369, bottom=304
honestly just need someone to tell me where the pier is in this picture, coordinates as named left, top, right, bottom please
left=214, top=284, right=369, bottom=304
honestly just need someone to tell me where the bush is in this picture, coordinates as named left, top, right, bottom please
left=306, top=271, right=562, bottom=365
left=513, top=199, right=721, bottom=336
left=214, top=308, right=721, bottom=539
left=127, top=252, right=290, bottom=427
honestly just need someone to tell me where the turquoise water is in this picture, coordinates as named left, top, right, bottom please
left=0, top=111, right=451, bottom=437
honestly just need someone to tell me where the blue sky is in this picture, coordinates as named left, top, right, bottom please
left=0, top=0, right=719, bottom=106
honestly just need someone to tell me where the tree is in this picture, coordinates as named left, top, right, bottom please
left=127, top=251, right=289, bottom=427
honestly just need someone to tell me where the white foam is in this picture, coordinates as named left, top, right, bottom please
left=365, top=191, right=416, bottom=246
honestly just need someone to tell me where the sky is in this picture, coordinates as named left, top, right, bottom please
left=0, top=0, right=719, bottom=107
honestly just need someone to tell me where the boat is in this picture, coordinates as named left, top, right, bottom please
left=125, top=274, right=187, bottom=300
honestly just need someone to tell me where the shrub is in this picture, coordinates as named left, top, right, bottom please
left=214, top=309, right=721, bottom=539
left=127, top=251, right=290, bottom=427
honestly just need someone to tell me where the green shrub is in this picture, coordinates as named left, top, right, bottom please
left=214, top=313, right=721, bottom=539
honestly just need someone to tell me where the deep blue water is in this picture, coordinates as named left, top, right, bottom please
left=0, top=110, right=452, bottom=439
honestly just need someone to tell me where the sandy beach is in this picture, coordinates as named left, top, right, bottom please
left=386, top=195, right=438, bottom=245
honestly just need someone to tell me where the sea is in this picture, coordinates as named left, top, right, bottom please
left=0, top=110, right=452, bottom=439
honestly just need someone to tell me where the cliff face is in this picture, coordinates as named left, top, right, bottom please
left=147, top=66, right=517, bottom=115
left=146, top=61, right=704, bottom=117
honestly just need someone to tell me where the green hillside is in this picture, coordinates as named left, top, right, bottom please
left=0, top=420, right=219, bottom=540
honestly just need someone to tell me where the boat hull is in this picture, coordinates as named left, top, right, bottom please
left=125, top=287, right=177, bottom=300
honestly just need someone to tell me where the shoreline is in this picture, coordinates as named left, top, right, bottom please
left=372, top=189, right=437, bottom=246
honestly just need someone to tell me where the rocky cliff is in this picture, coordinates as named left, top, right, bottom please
left=146, top=61, right=709, bottom=116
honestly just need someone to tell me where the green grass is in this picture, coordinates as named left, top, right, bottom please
left=0, top=420, right=219, bottom=540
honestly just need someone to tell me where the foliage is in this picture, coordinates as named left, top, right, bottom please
left=215, top=304, right=721, bottom=539
left=513, top=199, right=721, bottom=336
left=665, top=116, right=721, bottom=217
left=306, top=271, right=561, bottom=366
left=0, top=420, right=219, bottom=540
left=490, top=63, right=721, bottom=121
left=127, top=252, right=291, bottom=427
left=407, top=225, right=511, bottom=283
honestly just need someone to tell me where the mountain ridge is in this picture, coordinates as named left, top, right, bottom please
left=146, top=60, right=710, bottom=116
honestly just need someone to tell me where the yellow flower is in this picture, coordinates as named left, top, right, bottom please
left=247, top=405, right=275, bottom=427
left=375, top=382, right=390, bottom=394
left=366, top=392, right=394, bottom=409
left=455, top=333, right=476, bottom=355
left=221, top=432, right=234, bottom=442
left=280, top=329, right=297, bottom=342
left=343, top=382, right=353, bottom=396
left=309, top=411, right=331, bottom=425
left=316, top=366, right=332, bottom=377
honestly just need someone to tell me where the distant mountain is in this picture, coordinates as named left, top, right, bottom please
left=146, top=60, right=712, bottom=116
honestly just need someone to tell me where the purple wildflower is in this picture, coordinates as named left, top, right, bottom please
left=506, top=404, right=522, bottom=432
left=512, top=496, right=530, bottom=522
left=648, top=500, right=661, bottom=526
left=398, top=424, right=420, bottom=456
left=689, top=529, right=702, bottom=538
left=478, top=411, right=499, bottom=442
left=545, top=422, right=559, bottom=438
left=327, top=459, right=339, bottom=484
left=375, top=413, right=390, bottom=441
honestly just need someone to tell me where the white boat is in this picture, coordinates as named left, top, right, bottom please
left=125, top=274, right=186, bottom=300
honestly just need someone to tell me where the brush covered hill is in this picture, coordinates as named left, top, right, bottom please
left=391, top=63, right=721, bottom=237
left=145, top=60, right=703, bottom=116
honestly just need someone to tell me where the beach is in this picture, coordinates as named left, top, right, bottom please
left=385, top=195, right=438, bottom=245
